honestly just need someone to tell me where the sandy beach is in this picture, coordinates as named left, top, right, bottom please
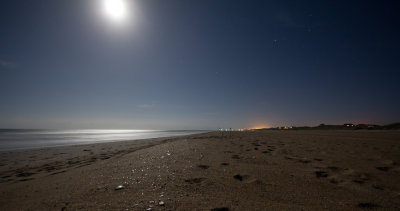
left=0, top=130, right=399, bottom=210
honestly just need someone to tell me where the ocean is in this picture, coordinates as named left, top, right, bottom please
left=0, top=129, right=209, bottom=151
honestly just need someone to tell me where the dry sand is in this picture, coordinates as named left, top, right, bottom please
left=0, top=130, right=399, bottom=210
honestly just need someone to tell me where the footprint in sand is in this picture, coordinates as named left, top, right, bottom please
left=376, top=167, right=391, bottom=172
left=327, top=166, right=339, bottom=171
left=50, top=170, right=67, bottom=175
left=380, top=159, right=396, bottom=166
left=185, top=178, right=206, bottom=184
left=315, top=170, right=328, bottom=178
left=329, top=177, right=341, bottom=184
left=358, top=202, right=380, bottom=209
left=211, top=208, right=229, bottom=211
left=297, top=158, right=311, bottom=164
left=233, top=174, right=243, bottom=181
left=317, top=166, right=373, bottom=187
left=233, top=174, right=259, bottom=184
left=284, top=156, right=295, bottom=160
left=197, top=165, right=210, bottom=169
left=18, top=178, right=34, bottom=182
left=372, top=184, right=384, bottom=190
left=231, top=155, right=240, bottom=159
left=352, top=173, right=370, bottom=184
left=15, top=172, right=35, bottom=177
left=353, top=179, right=365, bottom=184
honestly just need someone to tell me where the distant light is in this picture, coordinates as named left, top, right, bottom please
left=103, top=0, right=128, bottom=22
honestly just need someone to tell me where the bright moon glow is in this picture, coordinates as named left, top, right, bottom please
left=103, top=0, right=127, bottom=22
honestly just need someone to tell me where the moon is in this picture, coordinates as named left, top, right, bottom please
left=103, top=0, right=128, bottom=22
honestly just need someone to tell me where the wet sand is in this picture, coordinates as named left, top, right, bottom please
left=0, top=130, right=399, bottom=210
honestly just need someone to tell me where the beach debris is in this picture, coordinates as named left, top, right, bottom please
left=115, top=185, right=125, bottom=190
left=158, top=201, right=165, bottom=206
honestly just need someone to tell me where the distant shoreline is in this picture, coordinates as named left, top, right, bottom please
left=252, top=122, right=400, bottom=131
left=0, top=130, right=210, bottom=152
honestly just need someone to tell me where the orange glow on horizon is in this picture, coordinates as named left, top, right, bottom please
left=251, top=125, right=270, bottom=130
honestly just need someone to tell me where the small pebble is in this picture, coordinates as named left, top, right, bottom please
left=159, top=201, right=165, bottom=206
left=115, top=185, right=124, bottom=190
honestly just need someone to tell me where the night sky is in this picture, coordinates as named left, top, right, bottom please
left=0, top=0, right=399, bottom=130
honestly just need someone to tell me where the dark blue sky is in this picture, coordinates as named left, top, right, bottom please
left=0, top=0, right=399, bottom=129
